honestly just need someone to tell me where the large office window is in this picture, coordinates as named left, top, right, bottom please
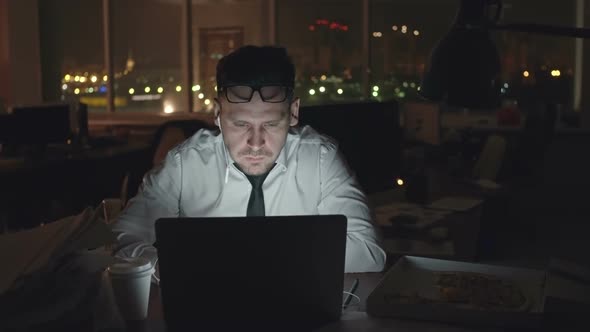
left=370, top=0, right=460, bottom=102
left=492, top=0, right=577, bottom=111
left=191, top=0, right=268, bottom=112
left=370, top=0, right=579, bottom=114
left=112, top=0, right=184, bottom=113
left=38, top=0, right=105, bottom=111
left=38, top=0, right=584, bottom=115
left=277, top=0, right=364, bottom=105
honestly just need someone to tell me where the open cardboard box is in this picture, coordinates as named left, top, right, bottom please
left=367, top=256, right=590, bottom=329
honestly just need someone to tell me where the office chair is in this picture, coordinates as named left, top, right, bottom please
left=123, top=119, right=215, bottom=204
left=472, top=134, right=507, bottom=181
left=509, top=103, right=557, bottom=181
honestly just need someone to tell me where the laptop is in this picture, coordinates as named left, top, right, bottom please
left=155, top=215, right=347, bottom=331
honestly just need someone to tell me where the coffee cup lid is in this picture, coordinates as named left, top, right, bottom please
left=108, top=257, right=153, bottom=275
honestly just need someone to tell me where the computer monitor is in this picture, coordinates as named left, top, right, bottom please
left=14, top=104, right=72, bottom=144
left=0, top=114, right=17, bottom=144
left=298, top=100, right=402, bottom=194
left=0, top=103, right=88, bottom=146
left=0, top=104, right=71, bottom=145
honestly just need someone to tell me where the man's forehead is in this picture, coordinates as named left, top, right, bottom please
left=225, top=106, right=288, bottom=120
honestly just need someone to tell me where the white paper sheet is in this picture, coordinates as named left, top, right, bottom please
left=374, top=202, right=451, bottom=229
left=428, top=197, right=483, bottom=212
left=382, top=238, right=455, bottom=257
left=0, top=207, right=115, bottom=294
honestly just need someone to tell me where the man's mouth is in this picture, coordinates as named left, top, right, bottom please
left=245, top=156, right=264, bottom=161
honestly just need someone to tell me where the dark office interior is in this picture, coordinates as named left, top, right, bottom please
left=1, top=0, right=590, bottom=331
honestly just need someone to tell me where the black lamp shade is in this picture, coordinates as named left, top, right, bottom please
left=420, top=26, right=501, bottom=109
left=420, top=0, right=503, bottom=109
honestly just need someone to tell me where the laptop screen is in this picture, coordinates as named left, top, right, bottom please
left=155, top=215, right=347, bottom=330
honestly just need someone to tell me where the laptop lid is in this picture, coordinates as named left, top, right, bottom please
left=155, top=215, right=347, bottom=330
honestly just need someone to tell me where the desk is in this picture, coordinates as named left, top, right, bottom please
left=112, top=273, right=492, bottom=332
left=1, top=251, right=584, bottom=331
left=110, top=271, right=586, bottom=332
left=0, top=142, right=150, bottom=230
left=367, top=170, right=497, bottom=263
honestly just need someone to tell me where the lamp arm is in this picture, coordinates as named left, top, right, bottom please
left=485, top=23, right=590, bottom=39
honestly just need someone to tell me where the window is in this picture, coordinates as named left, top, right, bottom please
left=277, top=0, right=363, bottom=105
left=112, top=0, right=184, bottom=113
left=493, top=0, right=577, bottom=110
left=38, top=0, right=105, bottom=111
left=38, top=0, right=584, bottom=115
left=191, top=0, right=267, bottom=112
left=370, top=0, right=460, bottom=102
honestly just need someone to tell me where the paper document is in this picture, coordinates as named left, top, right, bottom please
left=382, top=238, right=455, bottom=257
left=0, top=207, right=116, bottom=294
left=428, top=196, right=483, bottom=212
left=374, top=202, right=451, bottom=229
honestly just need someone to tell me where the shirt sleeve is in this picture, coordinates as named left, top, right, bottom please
left=111, top=149, right=182, bottom=272
left=317, top=142, right=387, bottom=273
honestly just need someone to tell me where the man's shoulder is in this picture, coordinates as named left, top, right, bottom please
left=290, top=125, right=338, bottom=152
left=171, top=128, right=221, bottom=155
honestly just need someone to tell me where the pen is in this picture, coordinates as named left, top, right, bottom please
left=343, top=278, right=359, bottom=308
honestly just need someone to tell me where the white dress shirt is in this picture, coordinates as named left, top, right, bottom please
left=112, top=125, right=386, bottom=273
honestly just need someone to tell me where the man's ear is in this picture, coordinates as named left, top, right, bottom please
left=289, top=97, right=300, bottom=127
left=213, top=98, right=221, bottom=127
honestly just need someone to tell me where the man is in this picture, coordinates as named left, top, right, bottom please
left=112, top=45, right=386, bottom=273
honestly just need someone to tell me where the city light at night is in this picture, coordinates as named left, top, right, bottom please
left=163, top=104, right=174, bottom=113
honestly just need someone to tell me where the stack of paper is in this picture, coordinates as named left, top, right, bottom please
left=374, top=202, right=452, bottom=229
left=382, top=238, right=455, bottom=257
left=0, top=207, right=116, bottom=294
left=427, top=196, right=483, bottom=212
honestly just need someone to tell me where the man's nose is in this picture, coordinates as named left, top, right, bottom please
left=247, top=127, right=265, bottom=149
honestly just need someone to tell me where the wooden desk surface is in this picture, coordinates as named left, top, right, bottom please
left=0, top=142, right=151, bottom=230
left=135, top=272, right=488, bottom=332
left=367, top=172, right=492, bottom=263
left=0, top=142, right=149, bottom=173
left=3, top=247, right=579, bottom=332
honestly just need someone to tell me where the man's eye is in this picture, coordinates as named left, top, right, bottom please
left=234, top=122, right=248, bottom=127
left=264, top=122, right=279, bottom=128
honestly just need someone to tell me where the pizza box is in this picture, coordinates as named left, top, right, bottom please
left=367, top=256, right=550, bottom=328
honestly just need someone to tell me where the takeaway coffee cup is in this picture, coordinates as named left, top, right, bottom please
left=108, top=257, right=155, bottom=321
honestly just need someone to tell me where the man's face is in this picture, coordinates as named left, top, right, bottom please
left=216, top=90, right=299, bottom=176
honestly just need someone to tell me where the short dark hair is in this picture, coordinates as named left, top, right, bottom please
left=216, top=45, right=295, bottom=89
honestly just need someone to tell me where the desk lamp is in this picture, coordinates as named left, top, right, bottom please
left=420, top=0, right=590, bottom=110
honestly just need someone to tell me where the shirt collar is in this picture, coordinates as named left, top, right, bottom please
left=275, top=128, right=298, bottom=171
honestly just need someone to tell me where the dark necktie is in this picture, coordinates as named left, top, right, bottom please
left=246, top=173, right=267, bottom=217
left=235, top=163, right=275, bottom=217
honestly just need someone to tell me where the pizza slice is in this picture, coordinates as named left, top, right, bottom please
left=434, top=271, right=529, bottom=311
